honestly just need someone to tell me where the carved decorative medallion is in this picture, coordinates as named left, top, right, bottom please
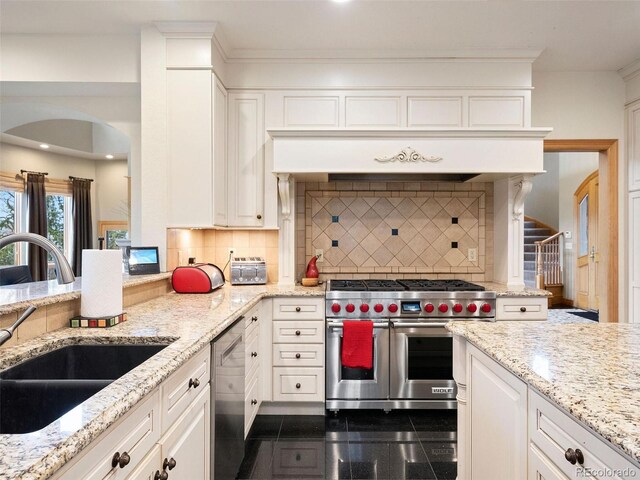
left=374, top=147, right=443, bottom=163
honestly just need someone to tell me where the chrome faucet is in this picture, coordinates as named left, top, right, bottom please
left=0, top=233, right=75, bottom=284
left=0, top=306, right=36, bottom=346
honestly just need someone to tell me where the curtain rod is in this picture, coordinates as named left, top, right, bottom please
left=20, top=170, right=48, bottom=176
left=69, top=176, right=94, bottom=182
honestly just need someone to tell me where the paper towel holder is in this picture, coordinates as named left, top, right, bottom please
left=128, top=246, right=161, bottom=275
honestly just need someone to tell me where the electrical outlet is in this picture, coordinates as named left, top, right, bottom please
left=467, top=248, right=478, bottom=262
left=315, top=249, right=324, bottom=262
left=565, top=242, right=573, bottom=250
left=228, top=247, right=235, bottom=258
left=564, top=231, right=572, bottom=239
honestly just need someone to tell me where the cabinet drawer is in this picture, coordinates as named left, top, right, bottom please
left=272, top=367, right=324, bottom=402
left=244, top=305, right=262, bottom=331
left=273, top=344, right=324, bottom=367
left=529, top=390, right=640, bottom=479
left=496, top=297, right=548, bottom=320
left=54, top=390, right=160, bottom=480
left=245, top=376, right=260, bottom=437
left=161, top=346, right=210, bottom=432
left=272, top=441, right=325, bottom=477
left=529, top=443, right=571, bottom=480
left=273, top=321, right=324, bottom=344
left=245, top=327, right=260, bottom=379
left=273, top=297, right=324, bottom=320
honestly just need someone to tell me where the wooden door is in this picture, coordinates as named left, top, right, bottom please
left=575, top=171, right=599, bottom=311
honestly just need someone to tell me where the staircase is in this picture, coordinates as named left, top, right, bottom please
left=524, top=217, right=564, bottom=305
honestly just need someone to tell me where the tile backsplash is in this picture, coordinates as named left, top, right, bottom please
left=296, top=182, right=493, bottom=282
left=167, top=229, right=279, bottom=282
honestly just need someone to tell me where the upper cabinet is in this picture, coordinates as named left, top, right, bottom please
left=227, top=92, right=265, bottom=227
left=213, top=77, right=228, bottom=227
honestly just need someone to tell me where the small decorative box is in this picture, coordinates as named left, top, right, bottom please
left=70, top=312, right=127, bottom=328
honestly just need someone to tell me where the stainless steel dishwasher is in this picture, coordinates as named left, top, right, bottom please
left=212, top=316, right=245, bottom=480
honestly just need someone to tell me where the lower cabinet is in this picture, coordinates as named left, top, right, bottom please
left=125, top=445, right=162, bottom=480
left=496, top=296, right=548, bottom=320
left=454, top=339, right=640, bottom=480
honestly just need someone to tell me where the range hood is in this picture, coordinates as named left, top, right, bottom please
left=269, top=128, right=553, bottom=178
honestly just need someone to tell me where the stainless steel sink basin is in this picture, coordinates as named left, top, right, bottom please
left=0, top=343, right=169, bottom=434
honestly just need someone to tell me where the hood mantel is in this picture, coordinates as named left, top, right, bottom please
left=270, top=127, right=552, bottom=175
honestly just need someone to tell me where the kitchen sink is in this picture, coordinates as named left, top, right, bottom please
left=0, top=343, right=169, bottom=434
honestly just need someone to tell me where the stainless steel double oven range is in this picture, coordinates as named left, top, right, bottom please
left=325, top=279, right=496, bottom=412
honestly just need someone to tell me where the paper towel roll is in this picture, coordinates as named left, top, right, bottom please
left=81, top=249, right=123, bottom=318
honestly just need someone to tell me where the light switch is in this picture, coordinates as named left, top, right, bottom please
left=564, top=231, right=572, bottom=239
left=565, top=242, right=573, bottom=250
left=315, top=249, right=324, bottom=262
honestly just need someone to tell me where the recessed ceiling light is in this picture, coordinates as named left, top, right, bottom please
left=39, top=144, right=50, bottom=149
left=332, top=0, right=350, bottom=3
left=105, top=154, right=114, bottom=159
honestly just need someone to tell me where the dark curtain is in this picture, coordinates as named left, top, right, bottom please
left=26, top=173, right=48, bottom=281
left=72, top=179, right=93, bottom=276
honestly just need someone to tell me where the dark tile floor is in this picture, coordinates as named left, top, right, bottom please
left=237, top=410, right=457, bottom=480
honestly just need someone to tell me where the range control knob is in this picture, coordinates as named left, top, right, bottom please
left=481, top=303, right=492, bottom=313
left=467, top=303, right=478, bottom=313
left=346, top=303, right=356, bottom=313
left=424, top=303, right=435, bottom=313
left=374, top=304, right=384, bottom=313
left=438, top=304, right=449, bottom=313
left=453, top=303, right=463, bottom=313
left=360, top=303, right=370, bottom=313
left=388, top=303, right=398, bottom=313
left=331, top=303, right=341, bottom=313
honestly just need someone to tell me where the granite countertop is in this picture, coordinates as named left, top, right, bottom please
left=0, top=272, right=173, bottom=315
left=0, top=283, right=324, bottom=480
left=476, top=281, right=551, bottom=297
left=447, top=321, right=640, bottom=465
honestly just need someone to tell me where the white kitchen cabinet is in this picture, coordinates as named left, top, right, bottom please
left=529, top=443, right=571, bottom=480
left=159, top=384, right=211, bottom=480
left=227, top=92, right=265, bottom=227
left=245, top=302, right=263, bottom=437
left=467, top=344, right=528, bottom=480
left=166, top=69, right=213, bottom=227
left=125, top=445, right=162, bottom=480
left=213, top=75, right=228, bottom=226
left=496, top=296, right=548, bottom=320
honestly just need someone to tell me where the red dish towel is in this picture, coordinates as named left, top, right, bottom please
left=341, top=320, right=374, bottom=369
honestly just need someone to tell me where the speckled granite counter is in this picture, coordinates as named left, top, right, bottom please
left=0, top=272, right=172, bottom=315
left=476, top=281, right=551, bottom=297
left=447, top=321, right=640, bottom=465
left=0, top=283, right=324, bottom=480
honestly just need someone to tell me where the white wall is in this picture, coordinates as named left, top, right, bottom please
left=95, top=160, right=129, bottom=223
left=526, top=154, right=560, bottom=229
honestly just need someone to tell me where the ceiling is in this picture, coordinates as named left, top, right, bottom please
left=1, top=0, right=639, bottom=72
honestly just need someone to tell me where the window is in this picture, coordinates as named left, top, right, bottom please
left=46, top=194, right=73, bottom=280
left=0, top=189, right=25, bottom=266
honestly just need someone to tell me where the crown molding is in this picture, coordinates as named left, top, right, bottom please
left=619, top=57, right=640, bottom=82
left=154, top=21, right=219, bottom=38
left=267, top=128, right=553, bottom=139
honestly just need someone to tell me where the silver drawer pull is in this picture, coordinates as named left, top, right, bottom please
left=327, top=321, right=389, bottom=329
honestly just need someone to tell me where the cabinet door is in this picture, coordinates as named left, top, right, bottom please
left=125, top=445, right=162, bottom=480
left=166, top=69, right=213, bottom=227
left=213, top=75, right=228, bottom=226
left=160, top=385, right=211, bottom=480
left=227, top=92, right=265, bottom=227
left=529, top=444, right=571, bottom=480
left=468, top=345, right=527, bottom=480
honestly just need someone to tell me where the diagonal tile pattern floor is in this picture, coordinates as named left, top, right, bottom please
left=238, top=410, right=457, bottom=480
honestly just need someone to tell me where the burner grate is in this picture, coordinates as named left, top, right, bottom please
left=398, top=279, right=485, bottom=292
left=361, top=280, right=405, bottom=291
left=328, top=280, right=368, bottom=291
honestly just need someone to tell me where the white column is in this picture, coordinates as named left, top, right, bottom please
left=493, top=175, right=533, bottom=290
left=277, top=174, right=296, bottom=286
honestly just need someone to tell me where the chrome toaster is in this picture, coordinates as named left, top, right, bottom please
left=230, top=257, right=267, bottom=285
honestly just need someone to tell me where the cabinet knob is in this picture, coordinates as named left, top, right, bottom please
left=520, top=307, right=527, bottom=312
left=154, top=470, right=169, bottom=480
left=257, top=214, right=262, bottom=220
left=251, top=316, right=258, bottom=322
left=564, top=448, right=584, bottom=465
left=251, top=399, right=258, bottom=405
left=295, top=330, right=301, bottom=336
left=251, top=351, right=258, bottom=357
left=295, top=307, right=301, bottom=312
left=189, top=378, right=200, bottom=389
left=112, top=451, right=131, bottom=469
left=163, top=457, right=177, bottom=471
left=295, top=353, right=301, bottom=359
left=296, top=383, right=301, bottom=389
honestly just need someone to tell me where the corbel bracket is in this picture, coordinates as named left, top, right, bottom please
left=277, top=173, right=291, bottom=219
left=512, top=176, right=533, bottom=220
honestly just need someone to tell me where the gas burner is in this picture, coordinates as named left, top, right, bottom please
left=362, top=279, right=404, bottom=291
left=328, top=280, right=368, bottom=291
left=398, top=279, right=486, bottom=292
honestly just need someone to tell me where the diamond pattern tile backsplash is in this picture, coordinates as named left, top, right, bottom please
left=297, top=182, right=493, bottom=281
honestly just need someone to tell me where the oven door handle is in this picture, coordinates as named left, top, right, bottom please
left=391, top=321, right=449, bottom=328
left=327, top=321, right=390, bottom=329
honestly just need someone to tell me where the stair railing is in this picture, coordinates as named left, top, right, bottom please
left=534, top=232, right=565, bottom=289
